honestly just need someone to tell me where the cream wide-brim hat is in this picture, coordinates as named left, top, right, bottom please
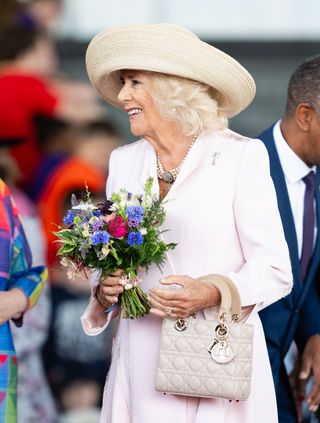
left=86, top=23, right=256, bottom=118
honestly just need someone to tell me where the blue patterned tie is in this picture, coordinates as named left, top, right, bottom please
left=300, top=171, right=316, bottom=281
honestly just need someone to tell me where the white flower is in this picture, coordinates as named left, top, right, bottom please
left=101, top=246, right=110, bottom=256
left=139, top=228, right=147, bottom=235
left=72, top=203, right=97, bottom=211
left=108, top=204, right=117, bottom=212
left=82, top=224, right=90, bottom=237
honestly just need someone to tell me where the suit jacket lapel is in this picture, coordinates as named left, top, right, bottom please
left=259, top=126, right=301, bottom=289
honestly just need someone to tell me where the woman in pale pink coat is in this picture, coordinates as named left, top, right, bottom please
left=81, top=23, right=293, bottom=423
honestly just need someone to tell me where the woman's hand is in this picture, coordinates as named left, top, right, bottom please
left=96, top=269, right=124, bottom=308
left=148, top=275, right=220, bottom=319
left=0, top=288, right=28, bottom=325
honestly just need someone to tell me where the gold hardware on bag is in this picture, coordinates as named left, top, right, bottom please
left=232, top=313, right=239, bottom=323
left=174, top=319, right=188, bottom=331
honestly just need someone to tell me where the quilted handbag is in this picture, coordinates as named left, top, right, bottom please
left=155, top=275, right=254, bottom=400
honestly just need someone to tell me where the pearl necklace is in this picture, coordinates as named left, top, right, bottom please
left=156, top=134, right=198, bottom=184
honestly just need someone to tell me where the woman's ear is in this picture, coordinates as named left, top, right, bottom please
left=295, top=103, right=315, bottom=132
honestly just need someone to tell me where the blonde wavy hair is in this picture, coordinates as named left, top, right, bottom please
left=150, top=72, right=228, bottom=136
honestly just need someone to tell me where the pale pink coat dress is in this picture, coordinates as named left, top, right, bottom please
left=81, top=129, right=293, bottom=423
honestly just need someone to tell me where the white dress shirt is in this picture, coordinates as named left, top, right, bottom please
left=273, top=120, right=317, bottom=258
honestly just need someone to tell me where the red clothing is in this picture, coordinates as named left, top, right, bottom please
left=0, top=72, right=58, bottom=185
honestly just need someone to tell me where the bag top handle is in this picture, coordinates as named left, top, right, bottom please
left=197, top=274, right=241, bottom=322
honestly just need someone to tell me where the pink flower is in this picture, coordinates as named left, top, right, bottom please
left=107, top=216, right=128, bottom=238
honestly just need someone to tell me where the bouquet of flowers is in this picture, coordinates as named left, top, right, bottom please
left=54, top=177, right=176, bottom=319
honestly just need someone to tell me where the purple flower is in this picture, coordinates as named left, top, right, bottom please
left=63, top=211, right=75, bottom=225
left=128, top=217, right=140, bottom=228
left=126, top=205, right=144, bottom=226
left=91, top=230, right=110, bottom=246
left=127, top=231, right=144, bottom=246
left=97, top=200, right=114, bottom=216
left=91, top=219, right=104, bottom=232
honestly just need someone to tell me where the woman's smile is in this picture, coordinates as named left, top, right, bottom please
left=118, top=70, right=162, bottom=137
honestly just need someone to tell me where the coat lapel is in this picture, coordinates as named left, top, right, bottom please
left=140, top=133, right=206, bottom=202
left=163, top=133, right=207, bottom=201
left=138, top=141, right=159, bottom=194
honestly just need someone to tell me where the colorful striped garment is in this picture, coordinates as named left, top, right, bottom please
left=0, top=179, right=46, bottom=423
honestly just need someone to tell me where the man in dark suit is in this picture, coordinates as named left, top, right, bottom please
left=259, top=56, right=320, bottom=423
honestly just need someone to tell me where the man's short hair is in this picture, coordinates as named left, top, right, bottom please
left=285, top=55, right=320, bottom=118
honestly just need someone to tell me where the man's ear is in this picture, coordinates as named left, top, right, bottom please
left=295, top=103, right=315, bottom=132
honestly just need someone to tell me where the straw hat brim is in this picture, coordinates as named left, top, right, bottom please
left=86, top=24, right=256, bottom=118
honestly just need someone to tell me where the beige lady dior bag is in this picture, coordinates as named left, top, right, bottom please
left=155, top=275, right=254, bottom=401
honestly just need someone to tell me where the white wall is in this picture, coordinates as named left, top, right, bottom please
left=58, top=0, right=320, bottom=40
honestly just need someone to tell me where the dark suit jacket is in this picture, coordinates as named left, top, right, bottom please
left=258, top=124, right=320, bottom=420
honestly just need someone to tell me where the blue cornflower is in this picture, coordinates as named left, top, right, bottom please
left=91, top=219, right=104, bottom=232
left=126, top=205, right=144, bottom=225
left=63, top=211, right=76, bottom=225
left=92, top=210, right=102, bottom=217
left=91, top=230, right=110, bottom=246
left=127, top=231, right=144, bottom=246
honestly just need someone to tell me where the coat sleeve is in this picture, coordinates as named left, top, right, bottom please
left=81, top=149, right=120, bottom=336
left=228, top=140, right=293, bottom=313
left=1, top=183, right=46, bottom=323
left=8, top=226, right=46, bottom=313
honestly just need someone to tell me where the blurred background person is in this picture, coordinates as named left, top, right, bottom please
left=29, top=117, right=121, bottom=269
left=0, top=0, right=62, bottom=30
left=258, top=56, right=320, bottom=423
left=0, top=23, right=105, bottom=189
left=0, top=143, right=58, bottom=422
left=36, top=118, right=121, bottom=420
left=17, top=0, right=63, bottom=31
left=0, top=178, right=47, bottom=423
left=42, top=272, right=113, bottom=423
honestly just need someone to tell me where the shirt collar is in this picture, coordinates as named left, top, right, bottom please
left=273, top=120, right=316, bottom=184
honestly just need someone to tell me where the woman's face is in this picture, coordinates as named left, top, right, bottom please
left=117, top=70, right=163, bottom=138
